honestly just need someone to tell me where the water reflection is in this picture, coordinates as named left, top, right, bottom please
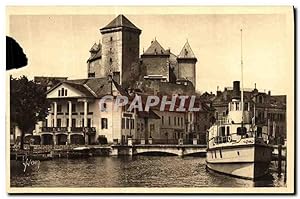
left=10, top=156, right=286, bottom=187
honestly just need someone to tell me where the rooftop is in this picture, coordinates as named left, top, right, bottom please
left=142, top=39, right=170, bottom=56
left=178, top=41, right=197, bottom=59
left=100, top=14, right=141, bottom=33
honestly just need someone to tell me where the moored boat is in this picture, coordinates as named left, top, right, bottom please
left=206, top=83, right=273, bottom=180
left=206, top=29, right=273, bottom=180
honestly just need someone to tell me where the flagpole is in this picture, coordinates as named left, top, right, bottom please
left=240, top=29, right=244, bottom=123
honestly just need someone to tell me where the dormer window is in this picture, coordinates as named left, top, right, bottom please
left=58, top=90, right=61, bottom=96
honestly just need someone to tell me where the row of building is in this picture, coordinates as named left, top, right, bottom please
left=10, top=15, right=286, bottom=146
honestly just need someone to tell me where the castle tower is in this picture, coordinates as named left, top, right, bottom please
left=100, top=15, right=141, bottom=85
left=87, top=42, right=102, bottom=78
left=177, top=41, right=197, bottom=86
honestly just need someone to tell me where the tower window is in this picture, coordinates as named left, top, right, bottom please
left=109, top=58, right=112, bottom=64
left=88, top=72, right=95, bottom=78
left=110, top=37, right=113, bottom=41
left=110, top=48, right=112, bottom=52
left=185, top=49, right=188, bottom=56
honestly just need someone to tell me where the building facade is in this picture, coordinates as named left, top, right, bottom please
left=211, top=81, right=286, bottom=142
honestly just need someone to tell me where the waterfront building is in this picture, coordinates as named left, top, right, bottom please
left=24, top=14, right=213, bottom=145
left=212, top=81, right=286, bottom=142
left=34, top=81, right=211, bottom=145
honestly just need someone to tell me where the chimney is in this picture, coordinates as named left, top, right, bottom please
left=112, top=71, right=120, bottom=84
left=232, top=81, right=241, bottom=99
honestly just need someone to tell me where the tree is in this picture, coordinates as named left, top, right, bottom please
left=10, top=76, right=49, bottom=149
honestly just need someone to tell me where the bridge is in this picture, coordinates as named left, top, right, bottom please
left=111, top=138, right=207, bottom=156
left=133, top=144, right=207, bottom=156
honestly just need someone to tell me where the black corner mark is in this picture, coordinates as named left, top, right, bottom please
left=6, top=36, right=28, bottom=70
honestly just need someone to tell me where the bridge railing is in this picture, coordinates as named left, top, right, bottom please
left=152, top=139, right=179, bottom=145
left=130, top=139, right=197, bottom=145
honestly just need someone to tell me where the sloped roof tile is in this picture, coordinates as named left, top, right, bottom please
left=89, top=43, right=100, bottom=52
left=100, top=14, right=141, bottom=32
left=142, top=40, right=169, bottom=56
left=63, top=82, right=95, bottom=97
left=47, top=77, right=127, bottom=98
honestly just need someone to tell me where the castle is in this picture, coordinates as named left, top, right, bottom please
left=87, top=14, right=197, bottom=95
left=24, top=15, right=212, bottom=146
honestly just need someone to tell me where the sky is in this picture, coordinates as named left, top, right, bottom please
left=7, top=7, right=294, bottom=95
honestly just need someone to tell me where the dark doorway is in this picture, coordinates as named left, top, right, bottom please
left=42, top=134, right=53, bottom=145
left=57, top=134, right=67, bottom=145
left=70, top=134, right=84, bottom=145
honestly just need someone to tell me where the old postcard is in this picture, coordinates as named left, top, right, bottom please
left=6, top=6, right=294, bottom=194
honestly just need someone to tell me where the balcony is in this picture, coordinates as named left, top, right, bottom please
left=42, top=127, right=96, bottom=133
left=71, top=127, right=96, bottom=133
left=41, top=127, right=67, bottom=132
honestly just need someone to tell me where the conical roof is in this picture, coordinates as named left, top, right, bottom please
left=89, top=43, right=100, bottom=52
left=100, top=14, right=141, bottom=32
left=178, top=41, right=197, bottom=59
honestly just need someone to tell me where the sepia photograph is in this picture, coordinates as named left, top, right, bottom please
left=6, top=6, right=294, bottom=194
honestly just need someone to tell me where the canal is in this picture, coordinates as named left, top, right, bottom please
left=10, top=156, right=286, bottom=187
